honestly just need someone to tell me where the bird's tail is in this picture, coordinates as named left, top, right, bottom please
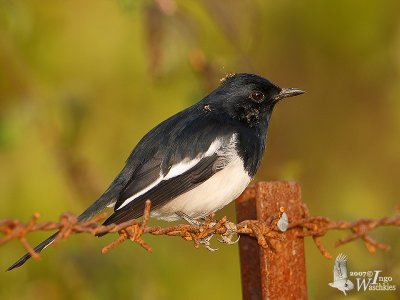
left=7, top=232, right=59, bottom=271
left=6, top=173, right=128, bottom=271
left=6, top=198, right=114, bottom=271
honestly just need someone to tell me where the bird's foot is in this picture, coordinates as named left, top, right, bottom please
left=176, top=212, right=239, bottom=250
left=200, top=234, right=219, bottom=252
left=176, top=212, right=221, bottom=251
left=218, top=220, right=240, bottom=245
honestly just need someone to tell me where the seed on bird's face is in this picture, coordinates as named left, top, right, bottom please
left=203, top=104, right=212, bottom=112
left=249, top=91, right=265, bottom=103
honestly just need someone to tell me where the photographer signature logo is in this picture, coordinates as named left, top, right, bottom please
left=328, top=253, right=354, bottom=295
left=328, top=253, right=397, bottom=295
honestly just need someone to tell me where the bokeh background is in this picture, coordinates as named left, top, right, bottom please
left=1, top=0, right=399, bottom=299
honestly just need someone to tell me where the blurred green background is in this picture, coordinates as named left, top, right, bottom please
left=1, top=0, right=399, bottom=299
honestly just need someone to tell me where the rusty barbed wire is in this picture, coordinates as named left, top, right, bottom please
left=1, top=200, right=399, bottom=261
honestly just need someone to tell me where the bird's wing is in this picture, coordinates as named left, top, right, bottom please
left=333, top=253, right=349, bottom=281
left=102, top=112, right=237, bottom=226
left=102, top=153, right=228, bottom=226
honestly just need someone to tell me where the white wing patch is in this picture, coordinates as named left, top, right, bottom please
left=116, top=137, right=228, bottom=210
left=117, top=177, right=163, bottom=209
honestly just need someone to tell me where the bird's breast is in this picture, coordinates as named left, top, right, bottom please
left=151, top=155, right=251, bottom=221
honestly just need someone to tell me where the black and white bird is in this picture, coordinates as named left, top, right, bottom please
left=8, top=73, right=303, bottom=271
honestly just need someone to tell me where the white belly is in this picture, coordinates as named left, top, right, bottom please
left=151, top=156, right=251, bottom=221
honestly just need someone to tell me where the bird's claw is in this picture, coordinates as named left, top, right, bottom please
left=217, top=221, right=240, bottom=244
left=200, top=234, right=219, bottom=252
left=199, top=219, right=239, bottom=249
left=177, top=212, right=239, bottom=251
left=218, top=234, right=240, bottom=245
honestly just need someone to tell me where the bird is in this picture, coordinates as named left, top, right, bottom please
left=328, top=253, right=354, bottom=295
left=7, top=73, right=304, bottom=271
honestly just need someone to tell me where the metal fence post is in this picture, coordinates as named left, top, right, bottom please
left=236, top=181, right=307, bottom=300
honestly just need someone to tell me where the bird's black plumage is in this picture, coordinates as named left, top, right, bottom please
left=7, top=73, right=303, bottom=271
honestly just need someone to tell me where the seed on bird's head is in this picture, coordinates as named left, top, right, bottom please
left=220, top=72, right=237, bottom=83
left=203, top=104, right=212, bottom=112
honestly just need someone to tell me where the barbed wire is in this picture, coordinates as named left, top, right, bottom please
left=1, top=200, right=399, bottom=262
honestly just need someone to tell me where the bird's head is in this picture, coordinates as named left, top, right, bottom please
left=204, top=73, right=304, bottom=127
left=344, top=279, right=354, bottom=290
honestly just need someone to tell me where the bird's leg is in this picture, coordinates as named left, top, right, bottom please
left=176, top=212, right=209, bottom=227
left=176, top=212, right=218, bottom=251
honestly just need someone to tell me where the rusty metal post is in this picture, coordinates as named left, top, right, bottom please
left=236, top=181, right=307, bottom=300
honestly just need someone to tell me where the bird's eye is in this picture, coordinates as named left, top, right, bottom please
left=249, top=91, right=265, bottom=103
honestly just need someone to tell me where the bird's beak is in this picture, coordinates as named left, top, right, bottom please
left=273, top=88, right=305, bottom=103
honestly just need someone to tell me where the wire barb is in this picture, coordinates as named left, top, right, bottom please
left=1, top=200, right=399, bottom=261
